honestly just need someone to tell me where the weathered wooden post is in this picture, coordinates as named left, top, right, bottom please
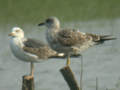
left=60, top=65, right=80, bottom=90
left=22, top=75, right=34, bottom=90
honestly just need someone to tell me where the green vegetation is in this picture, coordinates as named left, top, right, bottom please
left=0, top=0, right=120, bottom=23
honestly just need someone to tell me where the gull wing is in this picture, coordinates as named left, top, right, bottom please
left=85, top=33, right=116, bottom=44
left=24, top=38, right=45, bottom=48
left=57, top=29, right=92, bottom=46
left=57, top=29, right=116, bottom=46
left=23, top=38, right=57, bottom=59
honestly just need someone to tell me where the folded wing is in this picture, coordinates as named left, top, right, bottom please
left=23, top=38, right=58, bottom=59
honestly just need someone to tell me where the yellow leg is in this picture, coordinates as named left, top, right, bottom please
left=66, top=55, right=71, bottom=66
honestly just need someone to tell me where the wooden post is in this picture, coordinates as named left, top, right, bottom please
left=22, top=75, right=34, bottom=90
left=60, top=66, right=80, bottom=90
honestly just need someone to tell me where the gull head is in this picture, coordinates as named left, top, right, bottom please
left=8, top=27, right=24, bottom=38
left=38, top=17, right=60, bottom=29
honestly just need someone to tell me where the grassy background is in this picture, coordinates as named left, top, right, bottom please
left=0, top=0, right=120, bottom=24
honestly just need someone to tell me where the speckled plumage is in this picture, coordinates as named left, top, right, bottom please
left=38, top=17, right=116, bottom=55
left=23, top=39, right=58, bottom=59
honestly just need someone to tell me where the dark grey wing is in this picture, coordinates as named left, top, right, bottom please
left=23, top=46, right=58, bottom=59
left=24, top=38, right=46, bottom=48
left=57, top=29, right=91, bottom=46
left=23, top=39, right=58, bottom=59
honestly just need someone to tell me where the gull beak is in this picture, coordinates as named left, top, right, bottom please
left=8, top=32, right=15, bottom=36
left=38, top=22, right=45, bottom=26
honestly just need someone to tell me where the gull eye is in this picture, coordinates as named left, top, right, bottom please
left=16, top=30, right=20, bottom=32
left=46, top=19, right=53, bottom=23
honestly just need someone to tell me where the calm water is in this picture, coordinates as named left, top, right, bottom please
left=0, top=0, right=120, bottom=90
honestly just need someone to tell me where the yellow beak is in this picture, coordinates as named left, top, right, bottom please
left=8, top=33, right=15, bottom=36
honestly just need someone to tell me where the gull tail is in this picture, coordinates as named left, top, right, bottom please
left=95, top=35, right=116, bottom=44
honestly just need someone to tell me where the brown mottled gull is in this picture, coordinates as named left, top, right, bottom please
left=38, top=17, right=116, bottom=66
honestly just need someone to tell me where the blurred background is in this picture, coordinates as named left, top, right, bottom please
left=0, top=0, right=120, bottom=90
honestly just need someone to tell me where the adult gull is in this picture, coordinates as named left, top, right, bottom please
left=8, top=27, right=64, bottom=77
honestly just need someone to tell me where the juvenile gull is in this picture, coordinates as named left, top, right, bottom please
left=8, top=27, right=64, bottom=77
left=38, top=17, right=116, bottom=65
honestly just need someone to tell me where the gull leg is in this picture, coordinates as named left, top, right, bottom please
left=25, top=62, right=34, bottom=79
left=30, top=62, right=34, bottom=77
left=66, top=55, right=71, bottom=66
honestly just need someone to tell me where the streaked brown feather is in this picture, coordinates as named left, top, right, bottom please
left=86, top=33, right=100, bottom=41
left=23, top=39, right=58, bottom=59
left=57, top=29, right=90, bottom=46
left=86, top=33, right=116, bottom=44
left=23, top=46, right=57, bottom=59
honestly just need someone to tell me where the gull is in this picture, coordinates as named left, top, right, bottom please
left=8, top=27, right=64, bottom=77
left=38, top=17, right=116, bottom=66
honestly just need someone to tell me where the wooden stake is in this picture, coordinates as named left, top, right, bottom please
left=22, top=75, right=34, bottom=90
left=60, top=66, right=80, bottom=90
